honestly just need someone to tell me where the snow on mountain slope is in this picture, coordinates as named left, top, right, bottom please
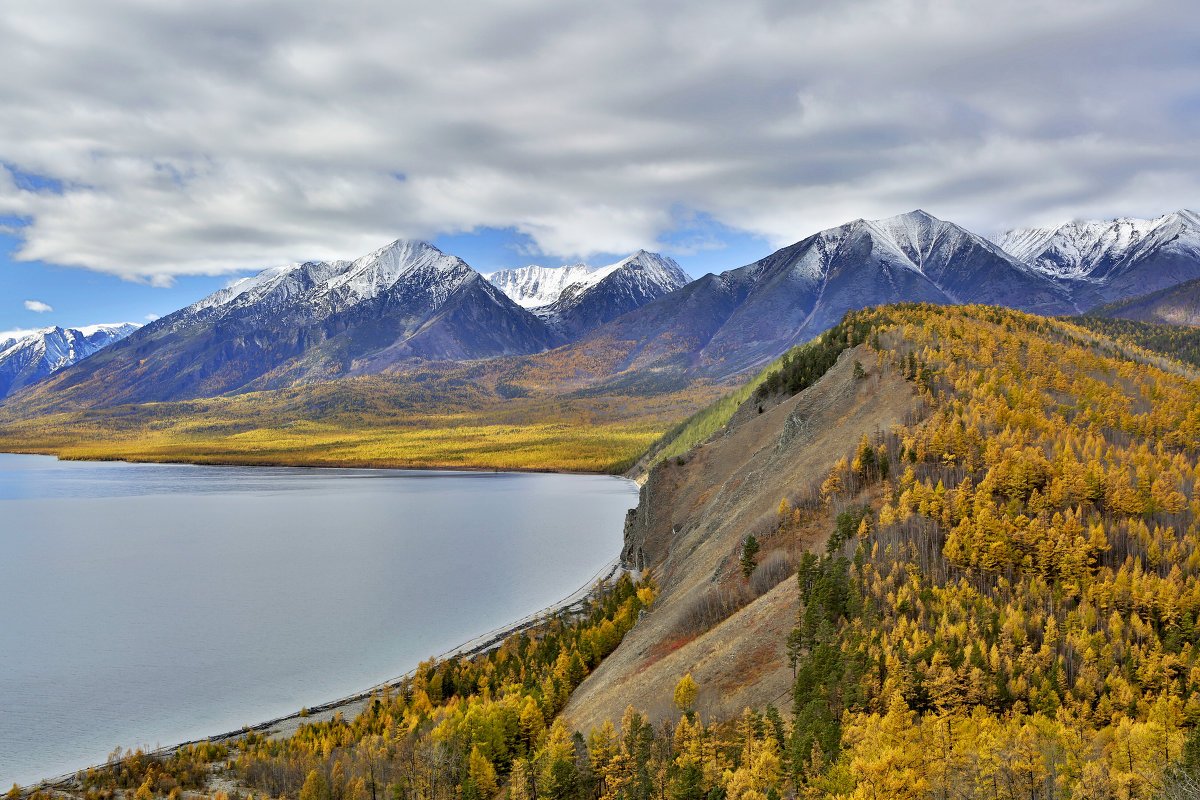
left=486, top=251, right=689, bottom=312
left=519, top=251, right=691, bottom=338
left=317, top=239, right=474, bottom=312
left=186, top=239, right=474, bottom=324
left=593, top=250, right=691, bottom=299
left=0, top=323, right=140, bottom=398
left=996, top=210, right=1200, bottom=284
left=765, top=210, right=1071, bottom=309
left=10, top=239, right=564, bottom=408
left=190, top=260, right=349, bottom=315
left=485, top=263, right=616, bottom=308
left=574, top=210, right=1076, bottom=382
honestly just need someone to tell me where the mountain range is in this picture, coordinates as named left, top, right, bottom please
left=0, top=323, right=139, bottom=400
left=556, top=210, right=1077, bottom=383
left=6, top=241, right=688, bottom=408
left=5, top=208, right=1200, bottom=410
left=996, top=209, right=1200, bottom=306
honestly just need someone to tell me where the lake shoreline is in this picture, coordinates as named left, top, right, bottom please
left=1, top=455, right=636, bottom=791
left=0, top=446, right=624, bottom=477
left=25, top=557, right=630, bottom=793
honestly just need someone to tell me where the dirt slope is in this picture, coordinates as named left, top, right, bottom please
left=563, top=346, right=921, bottom=730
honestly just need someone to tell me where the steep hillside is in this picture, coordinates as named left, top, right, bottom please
left=565, top=340, right=921, bottom=728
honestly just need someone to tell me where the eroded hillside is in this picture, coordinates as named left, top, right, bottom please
left=564, top=344, right=922, bottom=729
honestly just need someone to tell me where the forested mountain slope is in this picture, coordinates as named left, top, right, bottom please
left=568, top=304, right=1200, bottom=797
left=1069, top=315, right=1200, bottom=372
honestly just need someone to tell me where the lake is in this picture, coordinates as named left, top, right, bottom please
left=0, top=454, right=636, bottom=787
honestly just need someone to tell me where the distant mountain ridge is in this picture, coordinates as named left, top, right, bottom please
left=1086, top=276, right=1200, bottom=327
left=562, top=210, right=1077, bottom=384
left=487, top=251, right=690, bottom=338
left=0, top=323, right=139, bottom=399
left=996, top=209, right=1200, bottom=306
left=17, top=240, right=561, bottom=408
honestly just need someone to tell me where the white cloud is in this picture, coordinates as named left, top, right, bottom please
left=145, top=313, right=160, bottom=321
left=0, top=327, right=38, bottom=343
left=0, top=0, right=1196, bottom=281
left=23, top=299, right=53, bottom=313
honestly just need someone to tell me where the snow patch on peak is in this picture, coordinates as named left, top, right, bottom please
left=74, top=322, right=140, bottom=338
left=612, top=249, right=685, bottom=275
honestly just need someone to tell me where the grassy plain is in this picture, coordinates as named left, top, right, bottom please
left=0, top=375, right=726, bottom=473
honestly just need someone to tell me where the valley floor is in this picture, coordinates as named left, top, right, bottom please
left=0, top=383, right=725, bottom=474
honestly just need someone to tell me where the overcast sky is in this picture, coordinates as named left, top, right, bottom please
left=1, top=0, right=1198, bottom=331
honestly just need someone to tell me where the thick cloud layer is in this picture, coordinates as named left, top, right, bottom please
left=0, top=0, right=1197, bottom=282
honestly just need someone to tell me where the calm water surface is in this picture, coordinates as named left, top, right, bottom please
left=0, top=454, right=635, bottom=786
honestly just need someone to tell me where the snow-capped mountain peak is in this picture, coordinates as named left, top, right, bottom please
left=996, top=210, right=1200, bottom=283
left=487, top=251, right=688, bottom=310
left=784, top=210, right=1039, bottom=287
left=1175, top=209, right=1200, bottom=227
left=609, top=250, right=689, bottom=282
left=866, top=209, right=1025, bottom=266
left=320, top=240, right=470, bottom=308
left=485, top=251, right=690, bottom=338
left=485, top=262, right=617, bottom=308
left=729, top=209, right=1075, bottom=321
left=0, top=322, right=140, bottom=399
left=186, top=240, right=473, bottom=323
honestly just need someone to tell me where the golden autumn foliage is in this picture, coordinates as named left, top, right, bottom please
left=774, top=304, right=1200, bottom=798
left=0, top=374, right=728, bottom=474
